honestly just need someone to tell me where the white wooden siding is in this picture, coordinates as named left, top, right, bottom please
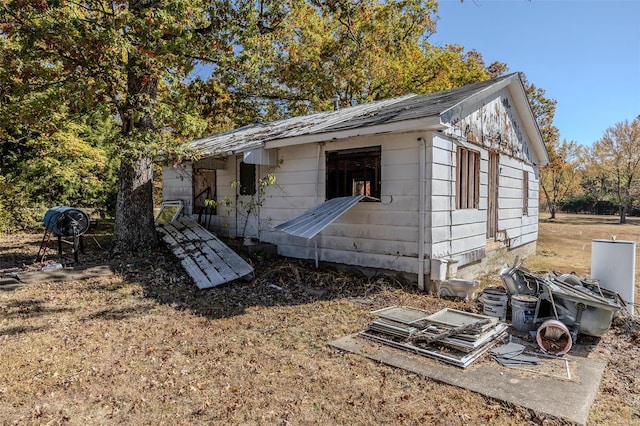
left=207, top=158, right=238, bottom=236
left=161, top=89, right=543, bottom=278
left=431, top=118, right=540, bottom=266
left=162, top=164, right=193, bottom=215
left=255, top=132, right=432, bottom=274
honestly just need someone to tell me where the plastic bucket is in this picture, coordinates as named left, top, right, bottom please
left=511, top=295, right=538, bottom=332
left=536, top=319, right=572, bottom=355
left=481, top=287, right=508, bottom=321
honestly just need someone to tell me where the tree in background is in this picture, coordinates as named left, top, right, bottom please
left=1, top=0, right=557, bottom=248
left=518, top=74, right=575, bottom=218
left=1, top=0, right=286, bottom=251
left=188, top=0, right=507, bottom=128
left=539, top=139, right=583, bottom=219
left=589, top=116, right=640, bottom=223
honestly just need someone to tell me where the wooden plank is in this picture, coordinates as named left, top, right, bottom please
left=170, top=219, right=245, bottom=282
left=179, top=218, right=253, bottom=279
left=157, top=218, right=254, bottom=289
left=158, top=222, right=225, bottom=288
left=164, top=221, right=230, bottom=286
left=157, top=225, right=212, bottom=289
left=179, top=217, right=252, bottom=277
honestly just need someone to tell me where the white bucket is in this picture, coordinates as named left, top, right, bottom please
left=481, top=287, right=508, bottom=321
left=511, top=295, right=538, bottom=332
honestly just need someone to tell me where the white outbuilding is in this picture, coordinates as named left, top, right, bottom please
left=162, top=73, right=549, bottom=290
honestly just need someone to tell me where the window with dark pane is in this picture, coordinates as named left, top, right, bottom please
left=239, top=161, right=256, bottom=195
left=326, top=146, right=381, bottom=200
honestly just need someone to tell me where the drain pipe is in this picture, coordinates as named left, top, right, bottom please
left=314, top=142, right=322, bottom=268
left=418, top=137, right=427, bottom=291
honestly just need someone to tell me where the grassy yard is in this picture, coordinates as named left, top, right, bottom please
left=0, top=214, right=638, bottom=425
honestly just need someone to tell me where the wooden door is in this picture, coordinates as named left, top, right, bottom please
left=487, top=152, right=499, bottom=239
left=193, top=168, right=216, bottom=215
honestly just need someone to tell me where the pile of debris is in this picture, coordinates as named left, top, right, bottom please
left=490, top=341, right=574, bottom=380
left=359, top=306, right=508, bottom=368
left=497, top=259, right=624, bottom=354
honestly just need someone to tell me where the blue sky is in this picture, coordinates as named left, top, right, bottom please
left=431, top=0, right=640, bottom=146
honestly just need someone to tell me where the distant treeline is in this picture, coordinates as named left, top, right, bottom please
left=554, top=195, right=640, bottom=216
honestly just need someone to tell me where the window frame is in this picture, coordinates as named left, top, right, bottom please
left=239, top=161, right=256, bottom=196
left=325, top=146, right=381, bottom=200
left=455, top=146, right=480, bottom=210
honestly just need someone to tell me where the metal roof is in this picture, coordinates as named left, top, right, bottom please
left=187, top=73, right=549, bottom=165
left=189, top=95, right=415, bottom=157
left=319, top=75, right=514, bottom=133
left=274, top=195, right=368, bottom=239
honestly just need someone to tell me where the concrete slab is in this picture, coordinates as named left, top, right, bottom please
left=330, top=334, right=605, bottom=425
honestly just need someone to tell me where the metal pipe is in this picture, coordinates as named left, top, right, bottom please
left=314, top=143, right=322, bottom=268
left=418, top=137, right=427, bottom=291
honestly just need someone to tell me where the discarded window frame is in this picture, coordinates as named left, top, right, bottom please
left=155, top=200, right=184, bottom=224
left=360, top=306, right=508, bottom=368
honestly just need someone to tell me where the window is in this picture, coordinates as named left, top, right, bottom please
left=456, top=146, right=480, bottom=209
left=326, top=146, right=381, bottom=200
left=239, top=161, right=256, bottom=195
left=523, top=170, right=529, bottom=216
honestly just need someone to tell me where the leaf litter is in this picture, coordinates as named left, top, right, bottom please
left=0, top=216, right=639, bottom=425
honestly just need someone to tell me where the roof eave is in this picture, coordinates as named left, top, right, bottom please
left=264, top=115, right=445, bottom=149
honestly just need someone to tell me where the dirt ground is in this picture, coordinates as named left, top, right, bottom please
left=0, top=213, right=638, bottom=425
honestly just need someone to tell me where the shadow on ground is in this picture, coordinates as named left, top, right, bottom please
left=121, top=242, right=422, bottom=320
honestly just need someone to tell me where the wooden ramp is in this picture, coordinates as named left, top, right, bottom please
left=157, top=217, right=254, bottom=289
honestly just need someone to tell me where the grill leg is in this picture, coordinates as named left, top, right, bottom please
left=72, top=231, right=79, bottom=263
left=36, top=228, right=53, bottom=263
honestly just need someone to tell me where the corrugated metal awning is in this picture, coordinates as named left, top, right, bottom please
left=274, top=195, right=371, bottom=239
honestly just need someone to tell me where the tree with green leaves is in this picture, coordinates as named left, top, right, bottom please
left=1, top=0, right=286, bottom=252
left=1, top=0, right=556, bottom=251
left=189, top=0, right=505, bottom=123
left=589, top=116, right=640, bottom=223
left=539, top=139, right=583, bottom=219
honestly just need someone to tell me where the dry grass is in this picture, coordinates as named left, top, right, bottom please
left=0, top=214, right=638, bottom=425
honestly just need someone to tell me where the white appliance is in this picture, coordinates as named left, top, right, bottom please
left=591, top=239, right=636, bottom=316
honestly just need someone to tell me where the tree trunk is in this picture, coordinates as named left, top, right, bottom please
left=112, top=156, right=159, bottom=253
left=549, top=204, right=556, bottom=219
left=619, top=204, right=627, bottom=224
left=111, top=22, right=160, bottom=254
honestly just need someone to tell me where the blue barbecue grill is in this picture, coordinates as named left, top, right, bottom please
left=37, top=206, right=90, bottom=263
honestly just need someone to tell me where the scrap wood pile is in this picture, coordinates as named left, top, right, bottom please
left=359, top=306, right=508, bottom=368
